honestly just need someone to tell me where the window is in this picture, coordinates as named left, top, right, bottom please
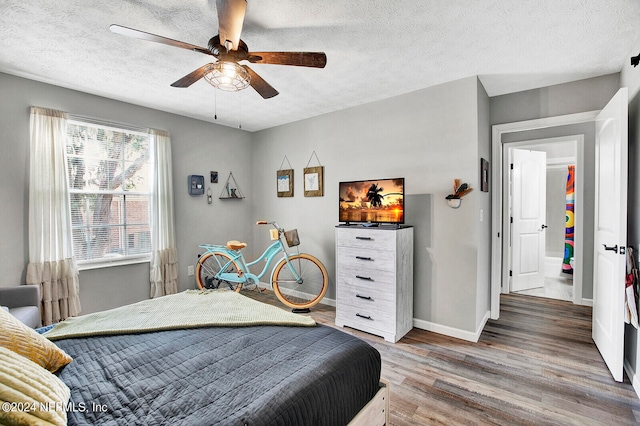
left=66, top=120, right=153, bottom=265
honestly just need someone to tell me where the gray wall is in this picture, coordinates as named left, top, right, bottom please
left=250, top=76, right=491, bottom=335
left=491, top=74, right=621, bottom=125
left=476, top=81, right=492, bottom=327
left=0, top=72, right=254, bottom=313
left=622, top=34, right=640, bottom=394
left=1, top=69, right=627, bottom=343
left=1, top=71, right=493, bottom=335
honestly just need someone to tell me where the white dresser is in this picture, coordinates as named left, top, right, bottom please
left=335, top=226, right=413, bottom=343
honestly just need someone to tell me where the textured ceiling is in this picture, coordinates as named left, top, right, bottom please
left=1, top=0, right=639, bottom=132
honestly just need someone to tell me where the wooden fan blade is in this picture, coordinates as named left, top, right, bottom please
left=247, top=52, right=327, bottom=68
left=242, top=65, right=279, bottom=99
left=216, top=0, right=246, bottom=51
left=170, top=64, right=212, bottom=88
left=110, top=24, right=213, bottom=56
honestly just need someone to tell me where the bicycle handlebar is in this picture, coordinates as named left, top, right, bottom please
left=257, top=220, right=283, bottom=232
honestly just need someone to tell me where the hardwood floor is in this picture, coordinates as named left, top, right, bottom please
left=514, top=276, right=574, bottom=302
left=244, top=290, right=640, bottom=425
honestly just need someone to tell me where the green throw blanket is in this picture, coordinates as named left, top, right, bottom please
left=45, top=290, right=315, bottom=341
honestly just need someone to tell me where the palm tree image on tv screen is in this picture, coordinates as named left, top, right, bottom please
left=338, top=178, right=404, bottom=224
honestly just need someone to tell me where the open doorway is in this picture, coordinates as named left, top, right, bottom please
left=490, top=90, right=629, bottom=383
left=504, top=137, right=582, bottom=303
left=490, top=110, right=598, bottom=320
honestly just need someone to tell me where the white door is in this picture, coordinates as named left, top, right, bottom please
left=511, top=149, right=547, bottom=292
left=593, top=88, right=628, bottom=383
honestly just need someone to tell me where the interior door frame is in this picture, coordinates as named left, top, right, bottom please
left=491, top=111, right=599, bottom=319
left=503, top=137, right=582, bottom=298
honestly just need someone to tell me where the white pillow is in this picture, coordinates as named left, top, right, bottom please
left=0, top=347, right=71, bottom=426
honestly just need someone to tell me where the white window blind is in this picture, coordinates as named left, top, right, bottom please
left=66, top=120, right=152, bottom=264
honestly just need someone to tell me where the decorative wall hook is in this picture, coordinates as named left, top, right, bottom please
left=632, top=53, right=640, bottom=68
left=445, top=179, right=473, bottom=208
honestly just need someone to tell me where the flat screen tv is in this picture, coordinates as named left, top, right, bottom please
left=338, top=178, right=404, bottom=225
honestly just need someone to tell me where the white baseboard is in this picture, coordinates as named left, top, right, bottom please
left=624, top=358, right=640, bottom=400
left=320, top=296, right=336, bottom=307
left=413, top=310, right=491, bottom=343
left=257, top=282, right=336, bottom=307
left=257, top=282, right=492, bottom=343
left=581, top=298, right=593, bottom=307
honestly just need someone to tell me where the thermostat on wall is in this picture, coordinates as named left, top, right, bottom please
left=188, top=175, right=205, bottom=195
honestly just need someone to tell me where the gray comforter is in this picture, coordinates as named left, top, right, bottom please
left=55, top=324, right=381, bottom=425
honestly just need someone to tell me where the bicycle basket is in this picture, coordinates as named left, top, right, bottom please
left=284, top=229, right=300, bottom=247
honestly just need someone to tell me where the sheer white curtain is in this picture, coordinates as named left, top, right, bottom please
left=149, top=129, right=178, bottom=298
left=26, top=107, right=81, bottom=325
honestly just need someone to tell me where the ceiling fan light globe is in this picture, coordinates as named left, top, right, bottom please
left=203, top=62, right=251, bottom=92
left=222, top=63, right=237, bottom=78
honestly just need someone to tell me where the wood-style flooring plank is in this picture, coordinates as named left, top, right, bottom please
left=243, top=290, right=640, bottom=425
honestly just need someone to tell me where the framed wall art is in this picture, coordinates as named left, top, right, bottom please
left=277, top=155, right=294, bottom=197
left=304, top=151, right=324, bottom=197
left=304, top=166, right=324, bottom=197
left=277, top=169, right=294, bottom=197
left=480, top=158, right=489, bottom=192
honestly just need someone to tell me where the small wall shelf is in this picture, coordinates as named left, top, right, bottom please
left=219, top=172, right=245, bottom=200
left=445, top=179, right=472, bottom=208
left=447, top=198, right=462, bottom=209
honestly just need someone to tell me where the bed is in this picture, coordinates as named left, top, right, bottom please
left=0, top=290, right=388, bottom=425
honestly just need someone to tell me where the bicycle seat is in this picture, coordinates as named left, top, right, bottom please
left=226, top=240, right=247, bottom=250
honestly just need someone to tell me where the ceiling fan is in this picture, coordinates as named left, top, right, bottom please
left=110, top=0, right=326, bottom=99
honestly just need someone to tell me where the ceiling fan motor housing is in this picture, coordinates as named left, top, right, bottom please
left=208, top=35, right=249, bottom=59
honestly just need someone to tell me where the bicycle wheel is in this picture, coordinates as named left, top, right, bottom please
left=196, top=252, right=243, bottom=292
left=272, top=253, right=328, bottom=310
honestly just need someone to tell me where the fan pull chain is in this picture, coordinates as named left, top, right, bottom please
left=238, top=93, right=242, bottom=129
left=214, top=90, right=217, bottom=120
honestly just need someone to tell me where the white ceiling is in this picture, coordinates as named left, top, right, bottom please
left=1, top=0, right=639, bottom=132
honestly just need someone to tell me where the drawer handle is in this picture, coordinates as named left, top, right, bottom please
left=356, top=313, right=373, bottom=320
left=356, top=236, right=372, bottom=240
left=355, top=275, right=373, bottom=281
left=356, top=294, right=372, bottom=300
left=355, top=256, right=373, bottom=261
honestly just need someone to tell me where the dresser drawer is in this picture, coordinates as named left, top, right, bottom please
left=337, top=247, right=396, bottom=272
left=336, top=303, right=395, bottom=333
left=335, top=228, right=396, bottom=249
left=337, top=265, right=397, bottom=290
left=337, top=282, right=395, bottom=307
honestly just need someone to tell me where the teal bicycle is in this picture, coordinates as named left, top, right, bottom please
left=195, top=221, right=328, bottom=311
